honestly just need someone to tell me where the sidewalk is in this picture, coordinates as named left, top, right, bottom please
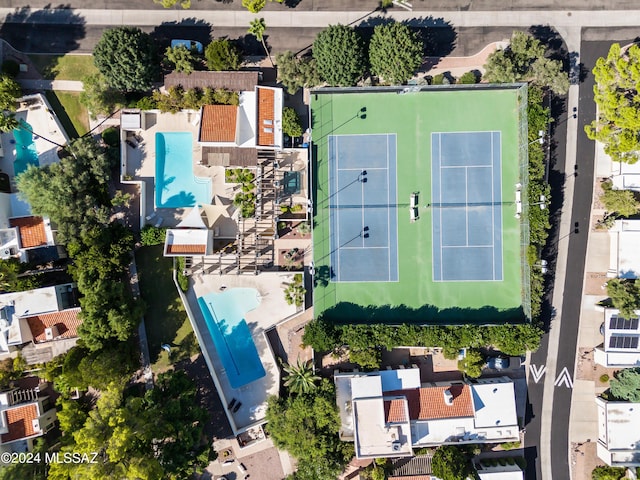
left=6, top=8, right=640, bottom=29
left=17, top=79, right=83, bottom=91
left=568, top=142, right=616, bottom=478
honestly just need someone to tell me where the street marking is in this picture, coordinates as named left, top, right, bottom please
left=554, top=367, right=574, bottom=389
left=529, top=364, right=547, bottom=383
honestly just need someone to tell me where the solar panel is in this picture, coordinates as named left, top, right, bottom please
left=609, top=317, right=639, bottom=330
left=609, top=335, right=640, bottom=349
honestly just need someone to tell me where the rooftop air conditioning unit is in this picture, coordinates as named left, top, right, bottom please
left=2, top=249, right=10, bottom=256
left=391, top=441, right=402, bottom=452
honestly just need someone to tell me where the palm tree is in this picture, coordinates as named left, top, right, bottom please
left=0, top=112, right=19, bottom=133
left=283, top=358, right=319, bottom=395
left=248, top=18, right=274, bottom=68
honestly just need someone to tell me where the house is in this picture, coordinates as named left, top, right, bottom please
left=0, top=193, right=56, bottom=263
left=594, top=308, right=640, bottom=368
left=0, top=284, right=80, bottom=361
left=335, top=368, right=520, bottom=459
left=596, top=396, right=640, bottom=467
left=198, top=86, right=283, bottom=155
left=607, top=219, right=640, bottom=279
left=0, top=387, right=56, bottom=453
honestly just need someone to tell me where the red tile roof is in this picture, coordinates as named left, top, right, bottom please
left=1, top=404, right=39, bottom=443
left=384, top=398, right=407, bottom=423
left=257, top=87, right=275, bottom=146
left=26, top=308, right=82, bottom=343
left=9, top=216, right=47, bottom=249
left=200, top=105, right=237, bottom=143
left=166, top=244, right=206, bottom=255
left=387, top=385, right=474, bottom=421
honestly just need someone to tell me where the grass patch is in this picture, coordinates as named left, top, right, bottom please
left=29, top=54, right=97, bottom=81
left=136, top=245, right=198, bottom=372
left=44, top=91, right=89, bottom=138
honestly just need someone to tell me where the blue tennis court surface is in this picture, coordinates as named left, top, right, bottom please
left=329, top=134, right=398, bottom=282
left=431, top=131, right=503, bottom=282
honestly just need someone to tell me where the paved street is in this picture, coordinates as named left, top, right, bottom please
left=0, top=5, right=633, bottom=480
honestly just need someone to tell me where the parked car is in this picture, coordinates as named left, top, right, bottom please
left=487, top=356, right=510, bottom=370
left=170, top=39, right=203, bottom=53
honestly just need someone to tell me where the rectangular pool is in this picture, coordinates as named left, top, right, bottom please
left=197, top=289, right=265, bottom=389
left=155, top=132, right=211, bottom=208
left=13, top=120, right=39, bottom=176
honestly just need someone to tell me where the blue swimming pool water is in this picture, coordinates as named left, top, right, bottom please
left=155, top=132, right=211, bottom=208
left=197, top=288, right=265, bottom=389
left=13, top=119, right=39, bottom=176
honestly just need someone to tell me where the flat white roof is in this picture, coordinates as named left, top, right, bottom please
left=351, top=375, right=383, bottom=400
left=379, top=367, right=421, bottom=391
left=237, top=91, right=257, bottom=148
left=472, top=382, right=518, bottom=429
left=478, top=470, right=524, bottom=480
left=609, top=220, right=640, bottom=279
left=611, top=159, right=640, bottom=192
left=353, top=396, right=412, bottom=458
left=598, top=398, right=640, bottom=450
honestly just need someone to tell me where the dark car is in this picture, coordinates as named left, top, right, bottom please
left=487, top=356, right=510, bottom=370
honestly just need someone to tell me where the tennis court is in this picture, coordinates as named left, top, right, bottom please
left=329, top=134, right=398, bottom=282
left=431, top=131, right=503, bottom=282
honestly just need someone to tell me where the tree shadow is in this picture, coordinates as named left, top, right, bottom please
left=150, top=18, right=213, bottom=54
left=0, top=6, right=86, bottom=56
left=321, top=302, right=526, bottom=326
left=284, top=0, right=302, bottom=7
left=236, top=34, right=264, bottom=57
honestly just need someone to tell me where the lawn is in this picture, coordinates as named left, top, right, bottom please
left=45, top=91, right=89, bottom=138
left=29, top=54, right=97, bottom=81
left=135, top=246, right=200, bottom=372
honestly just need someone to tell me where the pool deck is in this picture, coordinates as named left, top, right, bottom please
left=187, top=272, right=297, bottom=433
left=123, top=110, right=233, bottom=227
left=0, top=94, right=69, bottom=186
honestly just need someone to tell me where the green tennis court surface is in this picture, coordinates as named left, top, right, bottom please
left=311, top=85, right=529, bottom=324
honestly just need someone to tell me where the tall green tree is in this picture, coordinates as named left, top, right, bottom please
left=0, top=75, right=21, bottom=111
left=0, top=112, right=19, bottom=132
left=248, top=18, right=274, bottom=67
left=265, top=379, right=351, bottom=476
left=586, top=43, right=640, bottom=164
left=369, top=22, right=423, bottom=85
left=313, top=25, right=366, bottom=87
left=276, top=51, right=320, bottom=94
left=609, top=367, right=640, bottom=402
left=483, top=31, right=569, bottom=94
left=205, top=39, right=241, bottom=71
left=93, top=27, right=159, bottom=92
left=600, top=179, right=640, bottom=217
left=79, top=73, right=125, bottom=119
left=16, top=136, right=112, bottom=243
left=606, top=278, right=640, bottom=319
left=164, top=45, right=197, bottom=74
left=432, top=445, right=471, bottom=480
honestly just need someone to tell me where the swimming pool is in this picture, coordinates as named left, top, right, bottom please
left=197, top=288, right=265, bottom=389
left=155, top=132, right=211, bottom=208
left=13, top=119, right=39, bottom=176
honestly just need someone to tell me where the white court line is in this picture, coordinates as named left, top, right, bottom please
left=442, top=245, right=494, bottom=248
left=335, top=136, right=341, bottom=281
left=440, top=165, right=492, bottom=169
left=337, top=167, right=387, bottom=171
left=439, top=133, right=444, bottom=281
left=496, top=131, right=504, bottom=281
left=387, top=134, right=391, bottom=281
left=361, top=169, right=365, bottom=248
left=491, top=132, right=496, bottom=280
left=341, top=246, right=389, bottom=250
left=465, top=167, right=469, bottom=247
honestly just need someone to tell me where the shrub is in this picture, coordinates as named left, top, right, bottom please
left=101, top=127, right=119, bottom=148
left=500, top=441, right=521, bottom=450
left=459, top=71, right=478, bottom=84
left=205, top=39, right=241, bottom=71
left=176, top=257, right=189, bottom=292
left=592, top=465, right=626, bottom=480
left=140, top=225, right=167, bottom=246
left=282, top=107, right=303, bottom=138
left=432, top=73, right=445, bottom=85
left=599, top=373, right=610, bottom=383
